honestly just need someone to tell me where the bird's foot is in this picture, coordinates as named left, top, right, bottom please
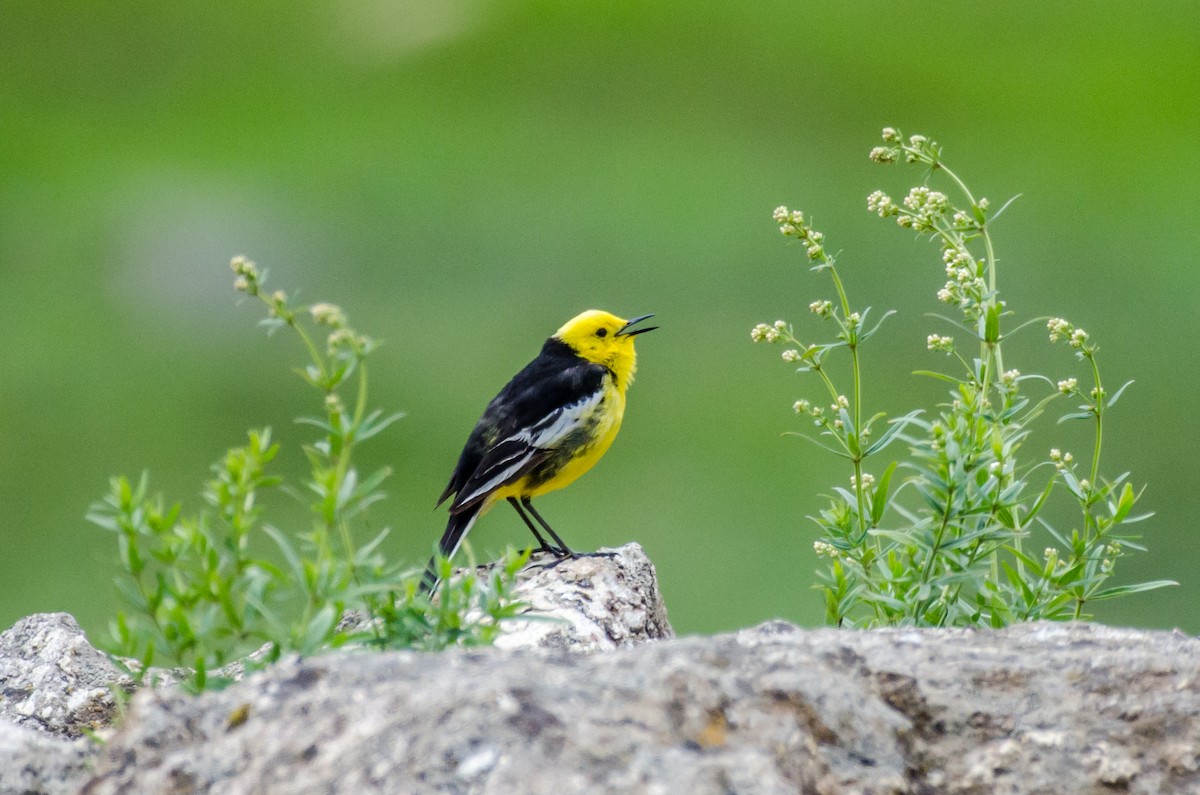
left=529, top=544, right=572, bottom=560
left=535, top=548, right=616, bottom=572
left=539, top=555, right=573, bottom=572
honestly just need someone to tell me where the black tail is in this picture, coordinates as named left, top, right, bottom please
left=419, top=505, right=481, bottom=595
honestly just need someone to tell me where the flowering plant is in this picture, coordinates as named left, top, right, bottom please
left=754, top=129, right=1174, bottom=627
left=89, top=260, right=525, bottom=691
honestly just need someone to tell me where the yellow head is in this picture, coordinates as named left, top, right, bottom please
left=553, top=309, right=656, bottom=390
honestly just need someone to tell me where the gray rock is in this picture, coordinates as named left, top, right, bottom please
left=0, top=543, right=671, bottom=794
left=8, top=551, right=1200, bottom=794
left=0, top=613, right=131, bottom=738
left=492, top=542, right=674, bottom=651
left=79, top=621, right=1200, bottom=794
left=0, top=722, right=94, bottom=795
left=338, top=542, right=672, bottom=653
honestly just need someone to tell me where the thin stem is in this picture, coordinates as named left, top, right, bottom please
left=915, top=483, right=955, bottom=623
left=336, top=358, right=371, bottom=567
left=826, top=265, right=868, bottom=535
left=1070, top=353, right=1105, bottom=621
left=929, top=158, right=1006, bottom=383
left=295, top=324, right=329, bottom=384
left=1087, top=353, right=1103, bottom=485
left=810, top=363, right=841, bottom=404
left=828, top=264, right=853, bottom=323
left=261, top=294, right=329, bottom=385
left=981, top=230, right=1005, bottom=378
left=938, top=163, right=978, bottom=209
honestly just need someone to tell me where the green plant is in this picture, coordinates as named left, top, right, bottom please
left=754, top=128, right=1174, bottom=628
left=88, top=258, right=526, bottom=691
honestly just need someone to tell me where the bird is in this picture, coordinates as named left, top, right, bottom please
left=420, top=309, right=656, bottom=593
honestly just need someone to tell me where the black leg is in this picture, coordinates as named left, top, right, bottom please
left=521, top=497, right=575, bottom=557
left=507, top=497, right=563, bottom=555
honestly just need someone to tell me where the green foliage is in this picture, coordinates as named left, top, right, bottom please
left=88, top=260, right=524, bottom=691
left=755, top=129, right=1175, bottom=628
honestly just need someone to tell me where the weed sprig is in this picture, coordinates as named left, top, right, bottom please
left=89, top=260, right=525, bottom=691
left=755, top=129, right=1173, bottom=627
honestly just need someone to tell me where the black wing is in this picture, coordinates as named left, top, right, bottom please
left=438, top=338, right=606, bottom=512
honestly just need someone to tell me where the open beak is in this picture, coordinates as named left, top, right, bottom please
left=616, top=313, right=658, bottom=337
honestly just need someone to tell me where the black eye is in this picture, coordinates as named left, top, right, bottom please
left=596, top=328, right=608, bottom=338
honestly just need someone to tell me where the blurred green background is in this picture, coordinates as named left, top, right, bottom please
left=3, top=2, right=1198, bottom=639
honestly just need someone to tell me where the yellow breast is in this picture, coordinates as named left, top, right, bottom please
left=526, top=381, right=625, bottom=498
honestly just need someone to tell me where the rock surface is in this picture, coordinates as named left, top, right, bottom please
left=0, top=612, right=131, bottom=738
left=0, top=543, right=670, bottom=794
left=0, top=722, right=94, bottom=795
left=81, top=621, right=1200, bottom=795
left=5, top=546, right=1200, bottom=795
left=491, top=542, right=673, bottom=651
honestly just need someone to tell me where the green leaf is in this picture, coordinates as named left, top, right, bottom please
left=193, top=655, right=207, bottom=692
left=140, top=640, right=156, bottom=673
left=871, top=461, right=897, bottom=526
left=785, top=432, right=853, bottom=460
left=912, top=370, right=964, bottom=385
left=990, top=193, right=1023, bottom=222
left=1055, top=560, right=1087, bottom=586
left=262, top=525, right=305, bottom=584
left=870, top=528, right=920, bottom=546
left=859, top=309, right=898, bottom=341
left=916, top=485, right=946, bottom=514
left=1089, top=580, right=1178, bottom=600
left=1007, top=546, right=1043, bottom=575
left=86, top=510, right=120, bottom=532
left=354, top=526, right=393, bottom=566
left=354, top=466, right=393, bottom=499
left=843, top=410, right=860, bottom=457
left=984, top=303, right=1001, bottom=344
left=1001, top=560, right=1033, bottom=601
left=830, top=486, right=857, bottom=505
left=356, top=410, right=406, bottom=441
left=1111, top=482, right=1135, bottom=522
left=865, top=411, right=924, bottom=456
left=1106, top=380, right=1135, bottom=408
left=336, top=468, right=359, bottom=511
left=1060, top=470, right=1087, bottom=501
left=302, top=604, right=339, bottom=654
left=1057, top=410, right=1094, bottom=424
left=295, top=416, right=334, bottom=432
